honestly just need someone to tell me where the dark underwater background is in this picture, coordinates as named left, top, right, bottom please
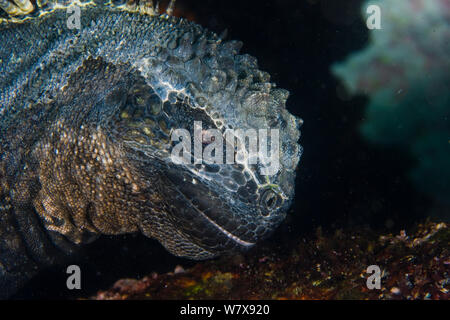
left=13, top=0, right=449, bottom=298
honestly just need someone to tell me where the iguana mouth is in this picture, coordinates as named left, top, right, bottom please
left=185, top=194, right=256, bottom=248
left=160, top=166, right=263, bottom=251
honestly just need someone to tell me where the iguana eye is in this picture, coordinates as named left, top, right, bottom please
left=260, top=189, right=282, bottom=214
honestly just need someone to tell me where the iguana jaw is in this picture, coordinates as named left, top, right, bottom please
left=198, top=210, right=255, bottom=248
left=149, top=165, right=289, bottom=255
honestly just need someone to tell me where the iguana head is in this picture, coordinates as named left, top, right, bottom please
left=106, top=63, right=302, bottom=259
left=106, top=29, right=303, bottom=258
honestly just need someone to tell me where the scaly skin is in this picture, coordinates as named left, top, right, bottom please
left=0, top=0, right=302, bottom=298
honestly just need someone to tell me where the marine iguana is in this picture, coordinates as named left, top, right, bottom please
left=0, top=0, right=302, bottom=298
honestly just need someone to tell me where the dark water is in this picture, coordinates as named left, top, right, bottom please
left=14, top=0, right=447, bottom=298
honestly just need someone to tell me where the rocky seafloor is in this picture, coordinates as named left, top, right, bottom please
left=87, top=221, right=449, bottom=300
